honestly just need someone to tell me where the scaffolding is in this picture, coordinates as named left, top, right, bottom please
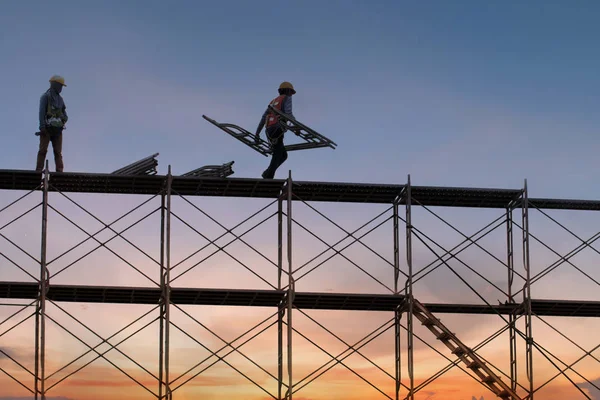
left=0, top=166, right=598, bottom=400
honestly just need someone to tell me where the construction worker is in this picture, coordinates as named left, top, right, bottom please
left=36, top=75, right=68, bottom=172
left=255, top=81, right=296, bottom=179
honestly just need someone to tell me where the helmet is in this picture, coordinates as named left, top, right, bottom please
left=279, top=81, right=296, bottom=94
left=49, top=75, right=67, bottom=86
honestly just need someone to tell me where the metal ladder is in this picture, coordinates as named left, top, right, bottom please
left=412, top=299, right=521, bottom=399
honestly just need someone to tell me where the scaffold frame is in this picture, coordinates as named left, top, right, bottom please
left=0, top=167, right=599, bottom=400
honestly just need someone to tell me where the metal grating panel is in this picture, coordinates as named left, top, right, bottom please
left=0, top=170, right=42, bottom=191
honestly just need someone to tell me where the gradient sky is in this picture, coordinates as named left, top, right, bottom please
left=1, top=1, right=599, bottom=399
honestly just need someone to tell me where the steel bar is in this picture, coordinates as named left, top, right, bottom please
left=46, top=306, right=158, bottom=380
left=169, top=196, right=279, bottom=272
left=49, top=190, right=162, bottom=266
left=168, top=320, right=277, bottom=399
left=407, top=317, right=528, bottom=397
left=291, top=216, right=394, bottom=293
left=46, top=194, right=159, bottom=266
left=48, top=300, right=159, bottom=381
left=510, top=223, right=600, bottom=298
left=507, top=206, right=518, bottom=397
left=164, top=167, right=172, bottom=399
left=528, top=339, right=592, bottom=400
left=297, top=308, right=395, bottom=381
left=111, top=153, right=159, bottom=176
left=294, top=194, right=398, bottom=274
left=291, top=207, right=393, bottom=276
left=393, top=199, right=401, bottom=400
left=0, top=366, right=35, bottom=394
left=169, top=311, right=279, bottom=387
left=290, top=215, right=393, bottom=288
left=406, top=222, right=511, bottom=298
left=159, top=193, right=165, bottom=400
left=278, top=195, right=284, bottom=400
left=172, top=303, right=278, bottom=381
left=529, top=199, right=600, bottom=259
left=47, top=204, right=160, bottom=286
left=286, top=171, right=293, bottom=400
left=405, top=175, right=414, bottom=400
left=181, top=161, right=234, bottom=178
left=290, top=319, right=396, bottom=398
left=172, top=191, right=278, bottom=269
left=0, top=300, right=36, bottom=327
left=0, top=187, right=40, bottom=215
left=46, top=315, right=160, bottom=392
left=43, top=313, right=158, bottom=397
left=414, top=197, right=515, bottom=275
left=522, top=180, right=534, bottom=399
left=35, top=162, right=49, bottom=400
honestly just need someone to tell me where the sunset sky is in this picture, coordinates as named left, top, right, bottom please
left=1, top=1, right=600, bottom=399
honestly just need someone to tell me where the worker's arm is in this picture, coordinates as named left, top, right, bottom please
left=283, top=96, right=294, bottom=119
left=255, top=108, right=268, bottom=137
left=38, top=93, right=48, bottom=130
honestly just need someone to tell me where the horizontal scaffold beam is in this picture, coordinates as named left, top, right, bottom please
left=1, top=169, right=600, bottom=210
left=1, top=282, right=599, bottom=316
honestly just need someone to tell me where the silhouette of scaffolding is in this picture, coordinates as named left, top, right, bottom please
left=0, top=166, right=599, bottom=400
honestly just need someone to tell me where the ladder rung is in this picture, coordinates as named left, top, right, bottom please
left=467, top=361, right=483, bottom=369
left=422, top=317, right=439, bottom=327
left=482, top=375, right=496, bottom=384
left=497, top=390, right=510, bottom=399
left=452, top=347, right=466, bottom=356
left=436, top=332, right=452, bottom=341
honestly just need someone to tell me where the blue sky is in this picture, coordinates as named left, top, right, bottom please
left=1, top=0, right=600, bottom=199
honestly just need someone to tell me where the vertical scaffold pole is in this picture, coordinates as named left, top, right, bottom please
left=405, top=175, right=414, bottom=400
left=507, top=205, right=518, bottom=396
left=393, top=198, right=401, bottom=400
left=159, top=189, right=166, bottom=399
left=522, top=179, right=534, bottom=399
left=278, top=194, right=284, bottom=399
left=165, top=166, right=173, bottom=399
left=35, top=161, right=50, bottom=400
left=286, top=171, right=293, bottom=399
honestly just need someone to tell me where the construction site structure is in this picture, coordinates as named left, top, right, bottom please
left=0, top=166, right=599, bottom=400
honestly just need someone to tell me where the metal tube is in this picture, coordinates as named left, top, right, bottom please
left=507, top=207, right=517, bottom=396
left=405, top=175, right=414, bottom=400
left=522, top=180, right=534, bottom=399
left=395, top=308, right=401, bottom=400
left=38, top=161, right=49, bottom=400
left=159, top=193, right=165, bottom=399
left=393, top=200, right=401, bottom=399
left=278, top=195, right=283, bottom=399
left=286, top=171, right=293, bottom=399
left=165, top=166, right=172, bottom=399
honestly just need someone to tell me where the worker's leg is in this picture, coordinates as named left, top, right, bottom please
left=263, top=128, right=285, bottom=179
left=36, top=132, right=51, bottom=171
left=49, top=130, right=64, bottom=172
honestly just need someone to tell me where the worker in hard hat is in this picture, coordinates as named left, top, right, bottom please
left=36, top=75, right=68, bottom=172
left=254, top=81, right=296, bottom=179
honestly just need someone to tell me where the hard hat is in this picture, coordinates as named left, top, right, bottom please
left=279, top=81, right=296, bottom=94
left=49, top=75, right=67, bottom=86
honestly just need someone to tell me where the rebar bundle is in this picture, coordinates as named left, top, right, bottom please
left=112, top=153, right=159, bottom=175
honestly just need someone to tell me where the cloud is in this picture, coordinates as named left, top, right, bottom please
left=0, top=347, right=12, bottom=359
left=580, top=377, right=600, bottom=400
